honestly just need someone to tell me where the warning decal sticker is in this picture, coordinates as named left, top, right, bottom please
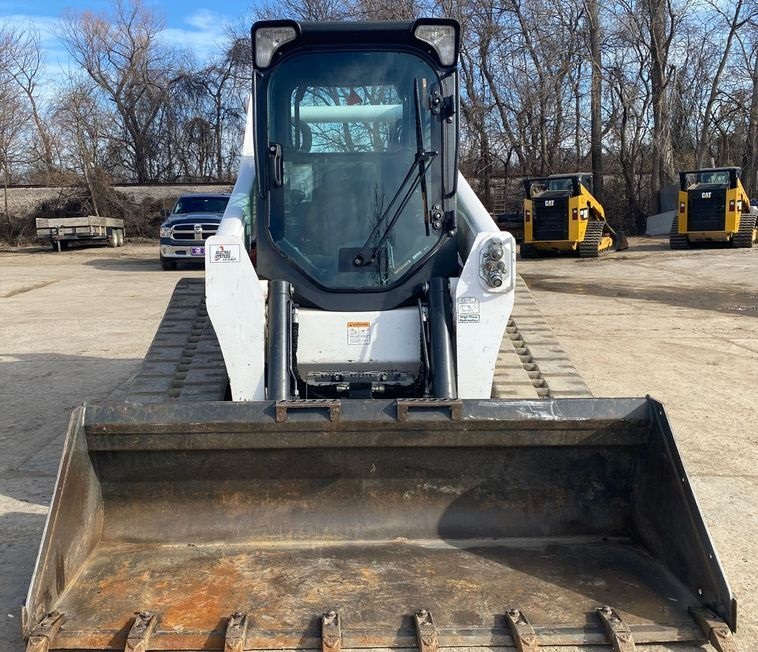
left=347, top=321, right=371, bottom=345
left=457, top=297, right=480, bottom=323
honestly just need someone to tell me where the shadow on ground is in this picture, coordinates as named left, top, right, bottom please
left=0, top=353, right=142, bottom=501
left=0, top=510, right=48, bottom=650
left=84, top=257, right=204, bottom=272
left=521, top=274, right=758, bottom=316
left=0, top=352, right=145, bottom=651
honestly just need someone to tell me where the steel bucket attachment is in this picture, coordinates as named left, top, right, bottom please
left=24, top=398, right=737, bottom=651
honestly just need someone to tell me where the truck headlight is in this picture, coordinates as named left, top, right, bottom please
left=160, top=226, right=172, bottom=238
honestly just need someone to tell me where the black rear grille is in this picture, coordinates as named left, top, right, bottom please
left=533, top=197, right=568, bottom=241
left=688, top=189, right=726, bottom=231
left=171, top=223, right=219, bottom=241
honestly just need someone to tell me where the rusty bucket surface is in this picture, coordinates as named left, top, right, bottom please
left=23, top=398, right=736, bottom=651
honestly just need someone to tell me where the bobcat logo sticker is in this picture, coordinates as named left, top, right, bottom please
left=210, top=244, right=240, bottom=263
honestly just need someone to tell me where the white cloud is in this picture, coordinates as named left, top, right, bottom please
left=159, top=9, right=232, bottom=62
left=185, top=8, right=221, bottom=32
left=0, top=13, right=79, bottom=88
left=1, top=13, right=60, bottom=44
left=1, top=6, right=235, bottom=96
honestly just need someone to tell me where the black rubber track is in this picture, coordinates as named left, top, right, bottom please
left=126, top=278, right=228, bottom=402
left=578, top=220, right=603, bottom=258
left=733, top=213, right=757, bottom=248
left=669, top=215, right=690, bottom=249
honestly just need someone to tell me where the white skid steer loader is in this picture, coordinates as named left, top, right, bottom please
left=23, top=19, right=737, bottom=652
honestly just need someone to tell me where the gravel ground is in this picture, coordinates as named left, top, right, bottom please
left=0, top=237, right=755, bottom=651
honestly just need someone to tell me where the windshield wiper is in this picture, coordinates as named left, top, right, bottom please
left=353, top=79, right=437, bottom=267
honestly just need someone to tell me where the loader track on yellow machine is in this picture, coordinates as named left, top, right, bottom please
left=669, top=215, right=690, bottom=249
left=733, top=213, right=757, bottom=248
left=578, top=220, right=604, bottom=257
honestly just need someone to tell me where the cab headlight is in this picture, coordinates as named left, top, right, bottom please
left=160, top=226, right=172, bottom=238
left=255, top=26, right=297, bottom=68
left=414, top=23, right=458, bottom=66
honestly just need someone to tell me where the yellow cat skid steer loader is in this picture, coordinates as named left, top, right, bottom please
left=521, top=173, right=628, bottom=257
left=24, top=19, right=737, bottom=652
left=671, top=166, right=758, bottom=248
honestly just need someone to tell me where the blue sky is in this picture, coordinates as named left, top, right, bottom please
left=0, top=0, right=255, bottom=83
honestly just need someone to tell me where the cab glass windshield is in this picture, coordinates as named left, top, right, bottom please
left=267, top=51, right=443, bottom=290
left=173, top=196, right=229, bottom=214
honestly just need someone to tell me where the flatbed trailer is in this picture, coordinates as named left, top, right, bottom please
left=35, top=216, right=125, bottom=251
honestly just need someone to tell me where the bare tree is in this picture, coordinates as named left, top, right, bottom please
left=0, top=91, right=29, bottom=227
left=0, top=25, right=33, bottom=226
left=354, top=0, right=421, bottom=19
left=739, top=28, right=758, bottom=195
left=693, top=0, right=749, bottom=167
left=60, top=0, right=183, bottom=182
left=187, top=42, right=249, bottom=180
left=588, top=0, right=604, bottom=200
left=1, top=25, right=56, bottom=179
left=254, top=0, right=355, bottom=20
left=646, top=0, right=680, bottom=209
left=51, top=77, right=119, bottom=215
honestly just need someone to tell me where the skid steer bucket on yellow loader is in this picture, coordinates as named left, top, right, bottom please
left=24, top=398, right=736, bottom=651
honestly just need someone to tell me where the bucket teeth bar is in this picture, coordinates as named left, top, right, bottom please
left=225, top=612, right=249, bottom=652
left=276, top=399, right=342, bottom=422
left=690, top=606, right=739, bottom=652
left=414, top=609, right=439, bottom=652
left=396, top=398, right=462, bottom=421
left=26, top=612, right=65, bottom=652
left=322, top=611, right=342, bottom=652
left=596, top=606, right=635, bottom=651
left=505, top=608, right=540, bottom=651
left=125, top=611, right=158, bottom=652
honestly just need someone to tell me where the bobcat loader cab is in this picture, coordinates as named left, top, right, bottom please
left=671, top=166, right=758, bottom=248
left=521, top=173, right=626, bottom=257
left=206, top=19, right=516, bottom=401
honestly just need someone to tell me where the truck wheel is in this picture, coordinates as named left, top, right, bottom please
left=161, top=256, right=178, bottom=271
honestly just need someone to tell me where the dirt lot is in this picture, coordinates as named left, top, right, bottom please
left=0, top=238, right=755, bottom=651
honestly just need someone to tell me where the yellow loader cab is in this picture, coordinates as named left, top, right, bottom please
left=671, top=166, right=758, bottom=248
left=521, top=173, right=627, bottom=258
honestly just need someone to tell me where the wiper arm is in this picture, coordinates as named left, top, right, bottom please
left=353, top=79, right=436, bottom=267
left=413, top=79, right=431, bottom=238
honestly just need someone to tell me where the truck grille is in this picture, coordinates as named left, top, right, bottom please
left=171, top=223, right=219, bottom=241
left=688, top=189, right=726, bottom=231
left=533, top=197, right=568, bottom=241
